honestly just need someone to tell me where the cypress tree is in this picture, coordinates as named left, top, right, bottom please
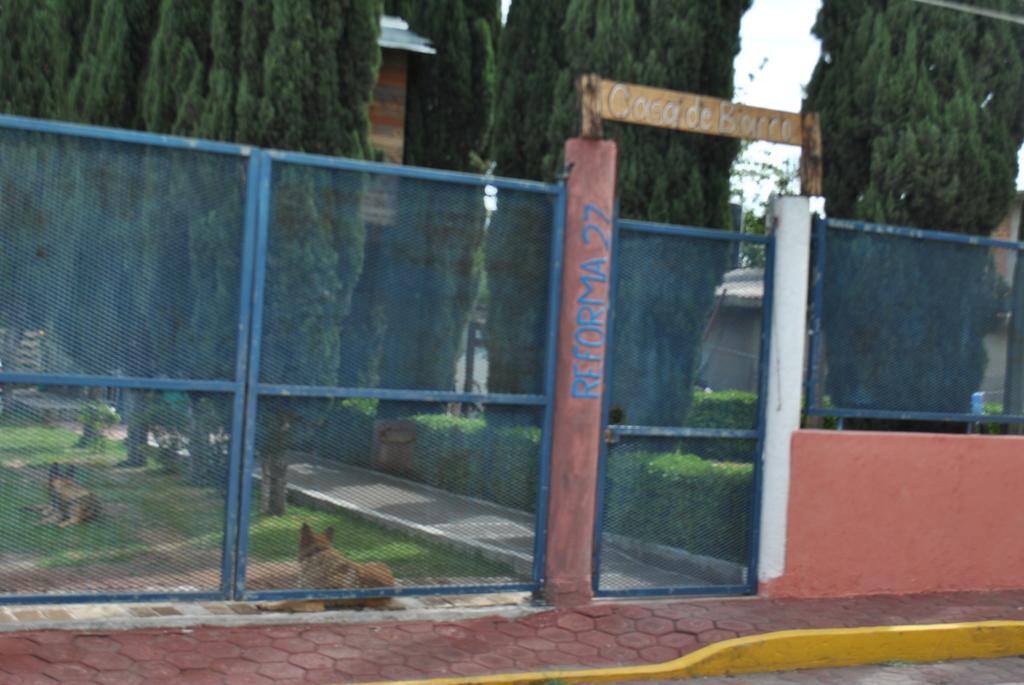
left=482, top=0, right=568, bottom=396
left=257, top=0, right=318, bottom=152
left=806, top=0, right=1024, bottom=416
left=178, top=0, right=244, bottom=479
left=0, top=1, right=81, bottom=335
left=116, top=0, right=211, bottom=469
left=57, top=0, right=158, bottom=454
left=251, top=0, right=377, bottom=156
left=339, top=1, right=498, bottom=412
left=395, top=0, right=497, bottom=171
left=1, top=0, right=382, bottom=506
left=303, top=0, right=380, bottom=159
left=198, top=0, right=241, bottom=141
left=492, top=0, right=567, bottom=182
left=481, top=191, right=556, bottom=396
left=67, top=0, right=159, bottom=128
left=372, top=182, right=486, bottom=394
left=139, top=0, right=210, bottom=136
left=467, top=1, right=499, bottom=163
left=545, top=0, right=750, bottom=426
left=0, top=1, right=77, bottom=118
left=255, top=0, right=378, bottom=157
left=1, top=0, right=151, bottom=460
left=255, top=0, right=380, bottom=514
left=547, top=1, right=748, bottom=226
left=234, top=0, right=272, bottom=145
left=809, top=1, right=1023, bottom=231
left=329, top=1, right=390, bottom=388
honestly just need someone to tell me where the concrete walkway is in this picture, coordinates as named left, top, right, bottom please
left=284, top=461, right=536, bottom=578
left=284, top=460, right=712, bottom=588
left=1, top=590, right=1023, bottom=683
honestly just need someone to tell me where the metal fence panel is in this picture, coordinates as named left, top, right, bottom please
left=595, top=220, right=772, bottom=597
left=0, top=118, right=255, bottom=602
left=237, top=153, right=562, bottom=601
left=238, top=397, right=541, bottom=598
left=0, top=125, right=249, bottom=381
left=255, top=157, right=554, bottom=394
left=607, top=229, right=767, bottom=428
left=807, top=218, right=1023, bottom=423
left=0, top=384, right=235, bottom=599
left=598, top=436, right=756, bottom=593
left=0, top=117, right=563, bottom=604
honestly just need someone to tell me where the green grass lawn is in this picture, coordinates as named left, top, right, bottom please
left=0, top=423, right=514, bottom=580
left=246, top=502, right=512, bottom=578
left=0, top=422, right=127, bottom=465
left=0, top=425, right=223, bottom=568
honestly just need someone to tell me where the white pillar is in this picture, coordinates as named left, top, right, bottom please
left=758, top=195, right=812, bottom=585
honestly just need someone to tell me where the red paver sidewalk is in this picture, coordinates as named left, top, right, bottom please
left=1, top=590, right=1024, bottom=684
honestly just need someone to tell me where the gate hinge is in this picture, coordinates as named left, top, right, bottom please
left=604, top=427, right=619, bottom=444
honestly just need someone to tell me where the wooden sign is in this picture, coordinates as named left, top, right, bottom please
left=799, top=111, right=823, bottom=197
left=577, top=75, right=823, bottom=195
left=599, top=79, right=802, bottom=146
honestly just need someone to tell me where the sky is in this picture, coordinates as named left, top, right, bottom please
left=734, top=0, right=1024, bottom=203
left=732, top=0, right=824, bottom=210
left=498, top=0, right=1024, bottom=204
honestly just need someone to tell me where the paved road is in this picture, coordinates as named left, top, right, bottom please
left=626, top=656, right=1024, bottom=684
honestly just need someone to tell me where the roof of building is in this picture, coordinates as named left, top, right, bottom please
left=379, top=16, right=436, bottom=55
left=715, top=267, right=764, bottom=308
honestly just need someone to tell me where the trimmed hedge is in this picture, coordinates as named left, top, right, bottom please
left=318, top=401, right=753, bottom=559
left=688, top=390, right=757, bottom=429
left=675, top=390, right=758, bottom=463
left=407, top=414, right=540, bottom=512
left=980, top=401, right=1008, bottom=435
left=319, top=404, right=540, bottom=512
left=604, top=450, right=753, bottom=563
left=321, top=399, right=377, bottom=467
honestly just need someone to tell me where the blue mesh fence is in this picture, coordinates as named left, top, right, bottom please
left=257, top=160, right=553, bottom=394
left=598, top=436, right=755, bottom=592
left=0, top=120, right=252, bottom=600
left=237, top=150, right=561, bottom=597
left=595, top=220, right=771, bottom=596
left=607, top=229, right=766, bottom=427
left=242, top=155, right=559, bottom=599
left=0, top=385, right=233, bottom=596
left=0, top=118, right=561, bottom=602
left=807, top=218, right=1023, bottom=423
left=0, top=126, right=249, bottom=381
left=242, top=398, right=540, bottom=593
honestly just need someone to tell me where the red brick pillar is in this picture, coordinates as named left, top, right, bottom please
left=543, top=138, right=618, bottom=607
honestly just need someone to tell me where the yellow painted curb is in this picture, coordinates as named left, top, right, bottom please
left=352, top=620, right=1024, bottom=685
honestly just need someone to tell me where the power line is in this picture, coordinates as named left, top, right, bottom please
left=910, top=0, right=1024, bottom=25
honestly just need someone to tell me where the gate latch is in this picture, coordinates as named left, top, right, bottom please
left=604, top=427, right=619, bottom=444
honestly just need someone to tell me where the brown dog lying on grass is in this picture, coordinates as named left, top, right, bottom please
left=261, top=522, right=397, bottom=613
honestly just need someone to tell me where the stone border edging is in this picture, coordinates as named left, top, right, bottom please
left=0, top=602, right=540, bottom=634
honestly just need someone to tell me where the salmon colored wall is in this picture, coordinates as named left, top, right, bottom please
left=763, top=429, right=1024, bottom=598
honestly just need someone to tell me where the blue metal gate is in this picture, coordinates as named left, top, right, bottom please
left=593, top=218, right=773, bottom=597
left=234, top=150, right=565, bottom=603
left=0, top=116, right=563, bottom=604
left=0, top=116, right=258, bottom=604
